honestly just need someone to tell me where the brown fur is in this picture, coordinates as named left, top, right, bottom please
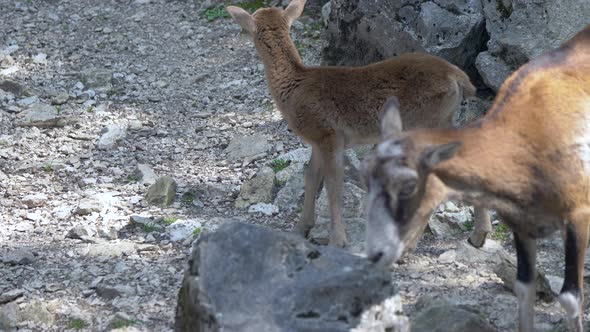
left=364, top=25, right=590, bottom=331
left=227, top=0, right=478, bottom=246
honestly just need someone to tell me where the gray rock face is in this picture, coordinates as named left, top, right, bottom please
left=323, top=0, right=487, bottom=81
left=477, top=0, right=590, bottom=91
left=324, top=0, right=590, bottom=94
left=234, top=167, right=275, bottom=208
left=144, top=176, right=177, bottom=206
left=411, top=297, right=495, bottom=332
left=175, top=222, right=409, bottom=332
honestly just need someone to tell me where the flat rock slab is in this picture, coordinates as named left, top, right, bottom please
left=224, top=134, right=271, bottom=162
left=175, top=222, right=409, bottom=332
left=19, top=103, right=58, bottom=123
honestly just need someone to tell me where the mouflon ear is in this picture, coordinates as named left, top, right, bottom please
left=380, top=96, right=402, bottom=138
left=227, top=6, right=256, bottom=34
left=421, top=142, right=462, bottom=170
left=283, top=0, right=306, bottom=26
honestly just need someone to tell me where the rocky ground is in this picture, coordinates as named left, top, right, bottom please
left=0, top=0, right=586, bottom=331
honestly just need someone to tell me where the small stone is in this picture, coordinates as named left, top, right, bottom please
left=2, top=248, right=36, bottom=265
left=438, top=250, right=457, bottom=264
left=133, top=163, right=157, bottom=185
left=235, top=167, right=275, bottom=208
left=87, top=241, right=136, bottom=258
left=66, top=225, right=91, bottom=240
left=20, top=301, right=55, bottom=325
left=16, top=96, right=39, bottom=107
left=167, top=219, right=202, bottom=242
left=129, top=215, right=164, bottom=231
left=51, top=93, right=69, bottom=105
left=20, top=103, right=59, bottom=123
left=75, top=200, right=101, bottom=216
left=22, top=193, right=48, bottom=208
left=32, top=53, right=47, bottom=64
left=0, top=289, right=24, bottom=304
left=25, top=212, right=42, bottom=221
left=224, top=134, right=271, bottom=162
left=456, top=239, right=506, bottom=264
left=248, top=203, right=279, bottom=216
left=411, top=297, right=494, bottom=332
left=97, top=124, right=127, bottom=150
left=144, top=176, right=177, bottom=206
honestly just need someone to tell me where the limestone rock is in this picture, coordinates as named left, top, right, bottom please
left=224, top=134, right=271, bottom=162
left=80, top=68, right=113, bottom=92
left=175, top=222, right=409, bottom=332
left=22, top=193, right=48, bottom=208
left=133, top=163, right=157, bottom=185
left=1, top=248, right=36, bottom=265
left=411, top=297, right=495, bottom=332
left=167, top=218, right=203, bottom=242
left=322, top=0, right=487, bottom=81
left=248, top=202, right=279, bottom=216
left=235, top=167, right=275, bottom=208
left=19, top=103, right=59, bottom=123
left=477, top=0, right=590, bottom=91
left=144, top=176, right=177, bottom=206
left=97, top=124, right=127, bottom=150
left=455, top=239, right=506, bottom=264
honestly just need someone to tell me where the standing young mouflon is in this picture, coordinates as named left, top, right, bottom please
left=363, top=25, right=590, bottom=331
left=227, top=0, right=491, bottom=247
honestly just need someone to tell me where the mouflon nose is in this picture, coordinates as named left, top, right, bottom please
left=368, top=251, right=384, bottom=264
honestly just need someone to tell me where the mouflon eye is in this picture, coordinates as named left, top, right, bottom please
left=399, top=178, right=417, bottom=198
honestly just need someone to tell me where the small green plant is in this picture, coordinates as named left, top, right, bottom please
left=181, top=192, right=196, bottom=204
left=202, top=0, right=267, bottom=22
left=274, top=178, right=286, bottom=187
left=193, top=227, right=202, bottom=237
left=126, top=173, right=140, bottom=183
left=56, top=106, right=62, bottom=115
left=109, top=318, right=135, bottom=329
left=269, top=159, right=290, bottom=173
left=163, top=217, right=179, bottom=225
left=491, top=222, right=511, bottom=241
left=142, top=222, right=160, bottom=233
left=462, top=218, right=475, bottom=232
left=202, top=5, right=231, bottom=21
left=295, top=40, right=307, bottom=57
left=68, top=318, right=89, bottom=330
left=42, top=162, right=53, bottom=172
left=303, top=21, right=324, bottom=39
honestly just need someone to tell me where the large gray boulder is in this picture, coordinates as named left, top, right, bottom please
left=323, top=0, right=590, bottom=95
left=322, top=0, right=487, bottom=82
left=175, top=222, right=409, bottom=332
left=476, top=0, right=590, bottom=91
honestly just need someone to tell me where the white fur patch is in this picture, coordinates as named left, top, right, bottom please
left=574, top=99, right=590, bottom=173
left=514, top=281, right=534, bottom=303
left=514, top=281, right=535, bottom=332
left=558, top=292, right=580, bottom=318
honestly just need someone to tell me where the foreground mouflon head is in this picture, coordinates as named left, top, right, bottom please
left=362, top=97, right=462, bottom=267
